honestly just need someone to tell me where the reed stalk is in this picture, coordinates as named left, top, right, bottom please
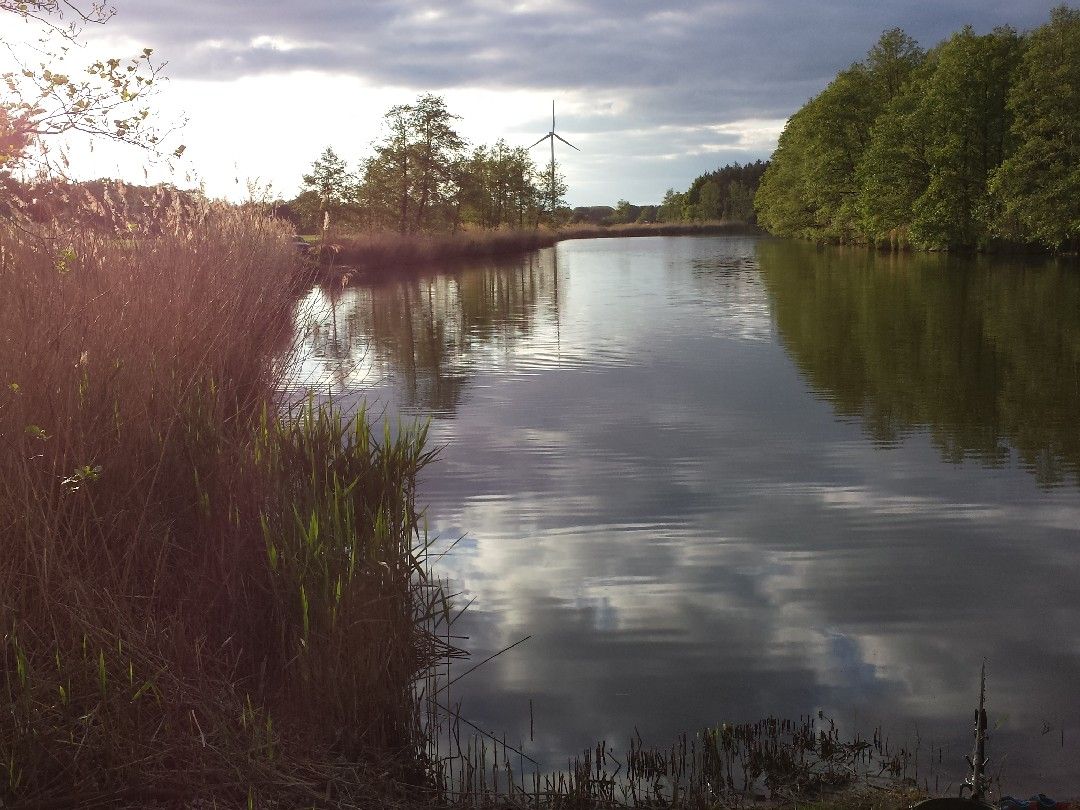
left=0, top=195, right=455, bottom=807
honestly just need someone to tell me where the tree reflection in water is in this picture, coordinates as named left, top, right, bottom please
left=757, top=241, right=1080, bottom=487
left=296, top=250, right=560, bottom=413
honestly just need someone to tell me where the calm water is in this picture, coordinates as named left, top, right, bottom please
left=290, top=237, right=1080, bottom=794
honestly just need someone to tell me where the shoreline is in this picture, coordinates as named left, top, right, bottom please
left=310, top=221, right=763, bottom=284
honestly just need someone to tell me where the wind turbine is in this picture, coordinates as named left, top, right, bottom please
left=528, top=100, right=579, bottom=220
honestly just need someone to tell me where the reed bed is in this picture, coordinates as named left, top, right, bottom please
left=317, top=221, right=761, bottom=283
left=1, top=193, right=928, bottom=809
left=0, top=196, right=458, bottom=808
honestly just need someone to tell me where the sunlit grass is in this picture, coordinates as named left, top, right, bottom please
left=0, top=198, right=456, bottom=806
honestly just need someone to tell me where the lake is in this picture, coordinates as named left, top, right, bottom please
left=290, top=236, right=1080, bottom=795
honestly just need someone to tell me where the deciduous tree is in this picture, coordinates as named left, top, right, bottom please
left=300, top=146, right=354, bottom=229
left=990, top=6, right=1080, bottom=250
left=910, top=26, right=1021, bottom=249
left=1, top=0, right=171, bottom=171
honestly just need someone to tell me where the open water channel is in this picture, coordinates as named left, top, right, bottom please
left=289, top=236, right=1080, bottom=795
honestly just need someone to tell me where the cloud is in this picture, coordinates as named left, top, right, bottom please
left=69, top=0, right=1065, bottom=203
left=298, top=237, right=1080, bottom=789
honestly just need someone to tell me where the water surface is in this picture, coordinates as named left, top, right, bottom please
left=291, top=237, right=1080, bottom=794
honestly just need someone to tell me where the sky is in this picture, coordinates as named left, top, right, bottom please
left=1, top=0, right=1063, bottom=206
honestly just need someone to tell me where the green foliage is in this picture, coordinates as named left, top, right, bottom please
left=697, top=181, right=723, bottom=220
left=0, top=2, right=173, bottom=170
left=990, top=5, right=1080, bottom=249
left=300, top=95, right=546, bottom=234
left=657, top=188, right=687, bottom=222
left=866, top=27, right=924, bottom=101
left=299, top=146, right=354, bottom=229
left=660, top=161, right=767, bottom=225
left=358, top=94, right=466, bottom=233
left=855, top=60, right=933, bottom=245
left=457, top=139, right=542, bottom=228
left=758, top=9, right=1076, bottom=252
left=756, top=40, right=904, bottom=241
left=910, top=26, right=1021, bottom=249
left=755, top=109, right=820, bottom=237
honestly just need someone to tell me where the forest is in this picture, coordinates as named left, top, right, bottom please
left=567, top=162, right=768, bottom=226
left=656, top=161, right=769, bottom=224
left=754, top=6, right=1079, bottom=252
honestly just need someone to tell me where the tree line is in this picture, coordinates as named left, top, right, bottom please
left=565, top=161, right=768, bottom=227
left=288, top=94, right=560, bottom=234
left=754, top=6, right=1079, bottom=252
left=657, top=161, right=768, bottom=224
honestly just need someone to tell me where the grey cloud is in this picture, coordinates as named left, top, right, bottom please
left=93, top=0, right=1063, bottom=202
left=109, top=0, right=1057, bottom=110
left=298, top=238, right=1080, bottom=792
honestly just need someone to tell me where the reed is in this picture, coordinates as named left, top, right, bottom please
left=429, top=712, right=930, bottom=809
left=0, top=192, right=929, bottom=808
left=316, top=221, right=762, bottom=282
left=0, top=196, right=456, bottom=807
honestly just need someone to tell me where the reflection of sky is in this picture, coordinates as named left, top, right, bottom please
left=287, top=237, right=1080, bottom=795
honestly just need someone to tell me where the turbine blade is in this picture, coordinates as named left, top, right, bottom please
left=553, top=133, right=581, bottom=151
left=527, top=134, right=551, bottom=149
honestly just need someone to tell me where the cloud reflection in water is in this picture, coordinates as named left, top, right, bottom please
left=288, top=237, right=1080, bottom=794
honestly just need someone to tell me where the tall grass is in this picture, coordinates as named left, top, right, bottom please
left=318, top=221, right=761, bottom=282
left=0, top=197, right=454, bottom=807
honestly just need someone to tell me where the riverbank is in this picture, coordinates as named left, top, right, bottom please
left=2, top=207, right=978, bottom=808
left=312, top=221, right=762, bottom=283
left=0, top=203, right=459, bottom=808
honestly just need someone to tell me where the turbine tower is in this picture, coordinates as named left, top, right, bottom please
left=528, top=100, right=579, bottom=220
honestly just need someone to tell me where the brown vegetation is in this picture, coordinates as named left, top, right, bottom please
left=318, top=221, right=762, bottom=282
left=0, top=198, right=455, bottom=808
left=1, top=192, right=924, bottom=808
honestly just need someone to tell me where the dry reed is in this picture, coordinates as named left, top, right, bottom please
left=0, top=190, right=928, bottom=809
left=318, top=221, right=761, bottom=282
left=0, top=192, right=456, bottom=808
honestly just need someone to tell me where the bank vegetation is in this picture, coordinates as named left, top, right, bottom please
left=754, top=6, right=1079, bottom=252
left=0, top=192, right=461, bottom=808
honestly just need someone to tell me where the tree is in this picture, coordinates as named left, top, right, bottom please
left=856, top=59, right=934, bottom=244
left=1, top=1, right=171, bottom=171
left=990, top=6, right=1080, bottom=250
left=756, top=11, right=1071, bottom=250
left=725, top=180, right=754, bottom=222
left=910, top=26, right=1021, bottom=249
left=409, top=94, right=464, bottom=231
left=755, top=106, right=823, bottom=237
left=866, top=27, right=924, bottom=102
left=455, top=140, right=542, bottom=229
left=611, top=199, right=633, bottom=224
left=657, top=188, right=685, bottom=223
left=756, top=30, right=923, bottom=241
left=756, top=63, right=880, bottom=240
left=697, top=181, right=722, bottom=220
left=358, top=95, right=465, bottom=233
left=300, top=147, right=353, bottom=229
left=539, top=161, right=568, bottom=224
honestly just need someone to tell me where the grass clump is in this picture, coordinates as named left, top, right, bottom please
left=0, top=199, right=454, bottom=807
